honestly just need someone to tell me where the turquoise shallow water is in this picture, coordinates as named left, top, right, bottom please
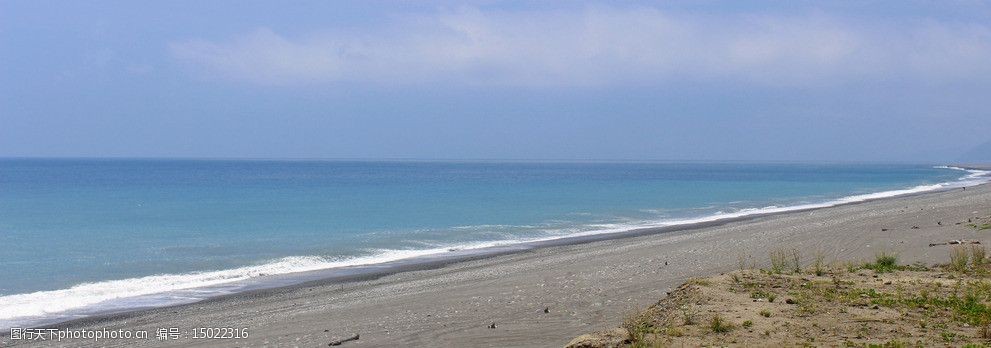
left=0, top=159, right=985, bottom=327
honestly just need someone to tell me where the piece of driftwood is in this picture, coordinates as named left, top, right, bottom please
left=929, top=240, right=982, bottom=247
left=329, top=334, right=360, bottom=346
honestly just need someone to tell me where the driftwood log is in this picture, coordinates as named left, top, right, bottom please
left=929, top=240, right=982, bottom=247
left=329, top=334, right=360, bottom=346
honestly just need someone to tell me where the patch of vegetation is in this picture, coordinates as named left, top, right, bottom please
left=623, top=309, right=654, bottom=343
left=770, top=248, right=801, bottom=274
left=812, top=251, right=827, bottom=276
left=849, top=281, right=991, bottom=326
left=973, top=246, right=987, bottom=268
left=950, top=245, right=988, bottom=274
left=571, top=245, right=991, bottom=347
left=688, top=278, right=712, bottom=286
left=941, top=331, right=958, bottom=342
left=969, top=223, right=991, bottom=231
left=709, top=314, right=734, bottom=333
left=680, top=305, right=698, bottom=325
left=737, top=252, right=756, bottom=271
left=952, top=247, right=972, bottom=272
left=863, top=252, right=899, bottom=273
left=865, top=341, right=912, bottom=348
left=750, top=290, right=776, bottom=302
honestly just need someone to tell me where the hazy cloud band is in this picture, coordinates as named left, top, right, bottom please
left=170, top=7, right=991, bottom=86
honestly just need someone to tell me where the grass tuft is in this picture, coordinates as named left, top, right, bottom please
left=770, top=248, right=800, bottom=274
left=623, top=309, right=653, bottom=343
left=951, top=246, right=972, bottom=273
left=737, top=252, right=756, bottom=271
left=970, top=223, right=991, bottom=231
left=709, top=314, right=734, bottom=333
left=681, top=305, right=699, bottom=325
left=970, top=245, right=986, bottom=269
left=865, top=252, right=899, bottom=273
left=812, top=251, right=827, bottom=276
left=790, top=249, right=802, bottom=274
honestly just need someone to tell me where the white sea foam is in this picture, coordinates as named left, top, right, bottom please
left=2, top=165, right=988, bottom=328
left=0, top=248, right=471, bottom=326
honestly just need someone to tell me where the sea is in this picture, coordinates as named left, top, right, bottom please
left=0, top=159, right=988, bottom=329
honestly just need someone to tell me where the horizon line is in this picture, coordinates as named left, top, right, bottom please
left=0, top=156, right=966, bottom=166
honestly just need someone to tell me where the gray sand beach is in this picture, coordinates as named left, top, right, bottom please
left=5, top=181, right=991, bottom=347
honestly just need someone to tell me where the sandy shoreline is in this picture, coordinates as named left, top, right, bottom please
left=5, top=178, right=991, bottom=347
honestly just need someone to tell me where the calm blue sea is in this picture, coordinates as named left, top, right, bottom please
left=0, top=159, right=986, bottom=328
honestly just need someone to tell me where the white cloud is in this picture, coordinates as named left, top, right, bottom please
left=169, top=7, right=991, bottom=86
left=170, top=28, right=347, bottom=84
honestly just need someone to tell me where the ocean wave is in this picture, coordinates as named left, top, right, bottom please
left=2, top=165, right=988, bottom=328
left=0, top=248, right=481, bottom=326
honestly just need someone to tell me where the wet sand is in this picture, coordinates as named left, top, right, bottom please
left=5, top=181, right=991, bottom=347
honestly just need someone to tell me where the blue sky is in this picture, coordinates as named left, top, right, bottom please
left=2, top=1, right=990, bottom=162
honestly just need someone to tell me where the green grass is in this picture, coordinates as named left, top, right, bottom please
left=812, top=252, right=827, bottom=276
left=969, top=223, right=991, bottom=231
left=770, top=249, right=788, bottom=274
left=606, top=245, right=991, bottom=346
left=680, top=305, right=699, bottom=325
left=688, top=278, right=712, bottom=286
left=941, top=331, right=958, bottom=342
left=769, top=248, right=801, bottom=274
left=750, top=290, right=776, bottom=302
left=859, top=283, right=991, bottom=326
left=973, top=246, right=987, bottom=268
left=952, top=247, right=971, bottom=272
left=863, top=252, right=899, bottom=273
left=867, top=341, right=911, bottom=348
left=623, top=309, right=654, bottom=343
left=866, top=341, right=911, bottom=348
left=709, top=314, right=734, bottom=333
left=950, top=245, right=988, bottom=273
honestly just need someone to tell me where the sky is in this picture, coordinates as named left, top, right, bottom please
left=2, top=1, right=990, bottom=162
